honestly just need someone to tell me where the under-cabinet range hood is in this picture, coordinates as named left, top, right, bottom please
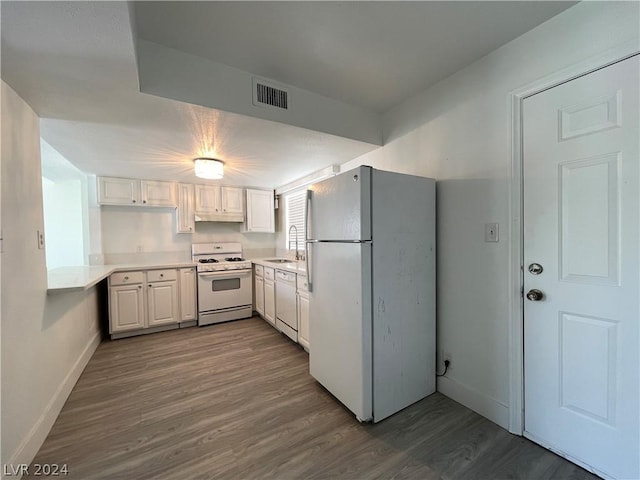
left=194, top=212, right=244, bottom=223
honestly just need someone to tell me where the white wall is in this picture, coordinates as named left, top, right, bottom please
left=1, top=81, right=102, bottom=472
left=100, top=207, right=277, bottom=263
left=341, top=1, right=640, bottom=428
left=42, top=178, right=85, bottom=269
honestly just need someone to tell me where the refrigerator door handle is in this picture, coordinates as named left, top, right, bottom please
left=305, top=189, right=312, bottom=292
left=306, top=242, right=313, bottom=292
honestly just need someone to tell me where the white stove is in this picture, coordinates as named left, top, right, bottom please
left=191, top=243, right=253, bottom=326
left=192, top=242, right=252, bottom=271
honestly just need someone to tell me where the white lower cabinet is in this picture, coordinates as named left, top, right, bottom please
left=147, top=279, right=179, bottom=327
left=255, top=268, right=265, bottom=316
left=179, top=267, right=197, bottom=322
left=264, top=274, right=276, bottom=326
left=110, top=283, right=145, bottom=332
left=253, top=263, right=309, bottom=352
left=297, top=276, right=310, bottom=351
left=109, top=266, right=196, bottom=338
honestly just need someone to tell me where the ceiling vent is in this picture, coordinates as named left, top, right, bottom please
left=252, top=77, right=289, bottom=110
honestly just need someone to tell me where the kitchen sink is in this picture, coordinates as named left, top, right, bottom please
left=264, top=258, right=292, bottom=263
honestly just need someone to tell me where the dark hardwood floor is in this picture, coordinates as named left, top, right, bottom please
left=31, top=317, right=598, bottom=479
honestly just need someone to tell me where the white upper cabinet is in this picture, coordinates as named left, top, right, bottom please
left=195, top=185, right=221, bottom=214
left=222, top=187, right=244, bottom=215
left=195, top=185, right=244, bottom=222
left=98, top=177, right=175, bottom=207
left=176, top=183, right=195, bottom=233
left=140, top=180, right=176, bottom=207
left=98, top=176, right=248, bottom=224
left=98, top=177, right=140, bottom=205
left=244, top=189, right=275, bottom=233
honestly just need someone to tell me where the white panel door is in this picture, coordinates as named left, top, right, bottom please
left=255, top=274, right=265, bottom=316
left=179, top=267, right=197, bottom=321
left=264, top=279, right=275, bottom=326
left=176, top=183, right=195, bottom=233
left=109, top=284, right=145, bottom=332
left=297, top=290, right=310, bottom=350
left=245, top=189, right=275, bottom=232
left=98, top=177, right=139, bottom=205
left=221, top=187, right=244, bottom=215
left=523, top=56, right=639, bottom=479
left=147, top=280, right=179, bottom=327
left=140, top=180, right=176, bottom=207
left=195, top=185, right=221, bottom=213
left=308, top=241, right=372, bottom=421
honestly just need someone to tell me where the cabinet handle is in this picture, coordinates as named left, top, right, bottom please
left=138, top=285, right=142, bottom=289
left=148, top=284, right=152, bottom=288
left=132, top=199, right=136, bottom=203
left=143, top=200, right=147, bottom=204
left=124, top=276, right=129, bottom=280
left=160, top=274, right=164, bottom=277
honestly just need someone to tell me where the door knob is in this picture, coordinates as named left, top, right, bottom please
left=526, top=289, right=544, bottom=301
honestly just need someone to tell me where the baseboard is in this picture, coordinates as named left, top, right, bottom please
left=437, top=375, right=510, bottom=430
left=7, top=331, right=101, bottom=470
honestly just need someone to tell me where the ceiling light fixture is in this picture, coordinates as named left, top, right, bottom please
left=194, top=157, right=224, bottom=179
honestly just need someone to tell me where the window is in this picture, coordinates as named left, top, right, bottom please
left=285, top=189, right=306, bottom=251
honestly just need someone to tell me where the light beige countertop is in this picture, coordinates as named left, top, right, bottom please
left=251, top=258, right=307, bottom=276
left=47, top=262, right=197, bottom=294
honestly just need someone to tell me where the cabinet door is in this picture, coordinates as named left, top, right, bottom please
left=147, top=280, right=179, bottom=327
left=176, top=184, right=195, bottom=233
left=298, top=291, right=310, bottom=350
left=179, top=268, right=197, bottom=321
left=98, top=177, right=140, bottom=205
left=110, top=284, right=145, bottom=333
left=141, top=180, right=176, bottom=207
left=195, top=185, right=221, bottom=213
left=255, top=275, right=265, bottom=316
left=222, top=187, right=244, bottom=215
left=245, top=189, right=275, bottom=232
left=264, top=279, right=276, bottom=326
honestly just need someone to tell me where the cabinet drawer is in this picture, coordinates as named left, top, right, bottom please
left=110, top=271, right=143, bottom=286
left=264, top=267, right=275, bottom=280
left=255, top=264, right=264, bottom=277
left=297, top=275, right=309, bottom=292
left=147, top=269, right=177, bottom=282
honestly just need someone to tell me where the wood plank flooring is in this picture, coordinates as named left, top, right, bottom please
left=31, top=317, right=598, bottom=479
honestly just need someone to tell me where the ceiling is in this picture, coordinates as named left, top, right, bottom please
left=1, top=1, right=576, bottom=188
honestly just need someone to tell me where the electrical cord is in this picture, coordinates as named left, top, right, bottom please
left=436, top=359, right=450, bottom=377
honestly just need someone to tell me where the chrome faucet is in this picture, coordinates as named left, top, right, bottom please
left=289, top=225, right=301, bottom=261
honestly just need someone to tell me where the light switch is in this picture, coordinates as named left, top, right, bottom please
left=485, top=223, right=499, bottom=242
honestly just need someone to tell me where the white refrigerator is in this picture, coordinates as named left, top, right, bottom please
left=306, top=165, right=436, bottom=423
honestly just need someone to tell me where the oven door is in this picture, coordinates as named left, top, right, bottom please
left=197, top=269, right=253, bottom=313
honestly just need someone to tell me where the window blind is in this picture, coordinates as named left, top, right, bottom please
left=285, top=189, right=306, bottom=251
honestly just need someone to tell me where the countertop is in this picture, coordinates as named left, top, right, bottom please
left=47, top=262, right=197, bottom=294
left=251, top=258, right=307, bottom=276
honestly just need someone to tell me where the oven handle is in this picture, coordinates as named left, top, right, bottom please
left=197, top=269, right=252, bottom=278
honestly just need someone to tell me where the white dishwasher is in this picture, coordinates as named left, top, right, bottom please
left=275, top=270, right=298, bottom=342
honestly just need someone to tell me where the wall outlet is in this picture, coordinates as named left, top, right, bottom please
left=485, top=222, right=499, bottom=242
left=37, top=230, right=45, bottom=249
